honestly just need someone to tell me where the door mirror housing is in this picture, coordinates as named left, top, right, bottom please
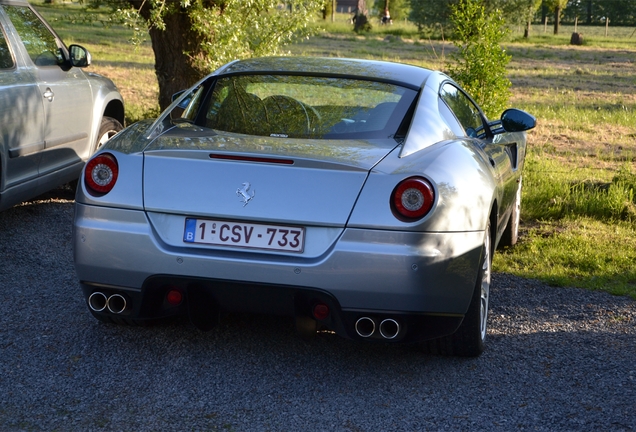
left=500, top=108, right=536, bottom=133
left=69, top=44, right=91, bottom=68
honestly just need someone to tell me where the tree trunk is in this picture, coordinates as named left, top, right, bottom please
left=541, top=4, right=547, bottom=24
left=354, top=0, right=369, bottom=32
left=586, top=0, right=592, bottom=25
left=132, top=2, right=206, bottom=111
left=553, top=6, right=561, bottom=35
left=524, top=19, right=531, bottom=38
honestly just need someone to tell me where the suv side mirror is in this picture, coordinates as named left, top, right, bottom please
left=69, top=44, right=91, bottom=68
left=501, top=108, right=536, bottom=133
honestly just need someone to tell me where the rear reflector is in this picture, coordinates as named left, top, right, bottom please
left=313, top=303, right=330, bottom=321
left=166, top=289, right=183, bottom=306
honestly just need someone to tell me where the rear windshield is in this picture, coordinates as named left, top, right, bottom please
left=174, top=74, right=417, bottom=140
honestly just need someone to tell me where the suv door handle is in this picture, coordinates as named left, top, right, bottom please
left=43, top=88, right=54, bottom=102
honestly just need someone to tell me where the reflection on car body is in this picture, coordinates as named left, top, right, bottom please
left=74, top=56, right=535, bottom=357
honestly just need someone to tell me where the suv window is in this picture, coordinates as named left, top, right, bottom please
left=440, top=83, right=484, bottom=137
left=0, top=25, right=13, bottom=69
left=3, top=5, right=64, bottom=67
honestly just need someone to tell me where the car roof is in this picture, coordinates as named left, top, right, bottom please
left=219, top=56, right=433, bottom=90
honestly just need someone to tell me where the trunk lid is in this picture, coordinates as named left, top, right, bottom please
left=142, top=127, right=398, bottom=227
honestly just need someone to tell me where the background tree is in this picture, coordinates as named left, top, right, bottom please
left=408, top=0, right=456, bottom=35
left=408, top=0, right=515, bottom=38
left=113, top=0, right=322, bottom=111
left=519, top=0, right=543, bottom=38
left=564, top=0, right=636, bottom=26
left=446, top=0, right=511, bottom=118
left=544, top=0, right=568, bottom=34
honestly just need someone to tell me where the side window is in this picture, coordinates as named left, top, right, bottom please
left=440, top=83, right=484, bottom=138
left=438, top=98, right=464, bottom=137
left=3, top=5, right=64, bottom=67
left=179, top=85, right=205, bottom=120
left=0, top=24, right=14, bottom=69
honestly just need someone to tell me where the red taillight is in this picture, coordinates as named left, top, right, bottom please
left=391, top=177, right=435, bottom=221
left=84, top=153, right=118, bottom=196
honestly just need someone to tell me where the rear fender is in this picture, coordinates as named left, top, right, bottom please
left=348, top=139, right=499, bottom=233
left=76, top=150, right=144, bottom=210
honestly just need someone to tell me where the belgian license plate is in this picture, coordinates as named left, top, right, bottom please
left=183, top=218, right=305, bottom=253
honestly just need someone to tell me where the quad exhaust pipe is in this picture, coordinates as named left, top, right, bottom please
left=88, top=292, right=128, bottom=314
left=379, top=319, right=400, bottom=340
left=355, top=317, right=375, bottom=338
left=355, top=317, right=401, bottom=339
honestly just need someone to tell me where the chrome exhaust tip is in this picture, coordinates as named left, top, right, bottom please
left=379, top=319, right=400, bottom=339
left=107, top=294, right=127, bottom=314
left=88, top=292, right=108, bottom=312
left=355, top=317, right=375, bottom=338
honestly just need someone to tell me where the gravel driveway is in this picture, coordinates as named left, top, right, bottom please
left=1, top=189, right=634, bottom=431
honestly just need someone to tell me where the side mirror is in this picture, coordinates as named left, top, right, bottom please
left=170, top=91, right=188, bottom=120
left=501, top=108, right=536, bottom=133
left=69, top=44, right=91, bottom=68
left=172, top=90, right=193, bottom=109
left=172, top=90, right=185, bottom=102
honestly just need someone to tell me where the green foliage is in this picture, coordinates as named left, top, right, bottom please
left=408, top=0, right=455, bottom=35
left=445, top=0, right=511, bottom=118
left=563, top=0, right=636, bottom=25
left=543, top=0, right=569, bottom=10
left=408, top=0, right=540, bottom=37
left=97, top=0, right=323, bottom=71
left=186, top=0, right=321, bottom=73
left=354, top=14, right=372, bottom=33
left=372, top=0, right=410, bottom=21
left=504, top=0, right=542, bottom=27
left=320, top=0, right=333, bottom=20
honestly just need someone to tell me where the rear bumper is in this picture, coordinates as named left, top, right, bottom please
left=74, top=204, right=484, bottom=341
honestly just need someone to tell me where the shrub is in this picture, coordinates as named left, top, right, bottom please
left=445, top=0, right=511, bottom=118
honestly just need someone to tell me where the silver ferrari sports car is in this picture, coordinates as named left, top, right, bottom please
left=73, top=57, right=535, bottom=357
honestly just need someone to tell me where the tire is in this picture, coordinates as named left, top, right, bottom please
left=95, top=116, right=123, bottom=151
left=499, top=177, right=522, bottom=248
left=423, top=221, right=492, bottom=357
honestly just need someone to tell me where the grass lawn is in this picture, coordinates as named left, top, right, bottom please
left=34, top=3, right=636, bottom=299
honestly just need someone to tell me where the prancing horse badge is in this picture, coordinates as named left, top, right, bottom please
left=236, top=182, right=255, bottom=207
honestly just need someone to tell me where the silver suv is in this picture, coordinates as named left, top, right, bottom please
left=0, top=0, right=124, bottom=211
